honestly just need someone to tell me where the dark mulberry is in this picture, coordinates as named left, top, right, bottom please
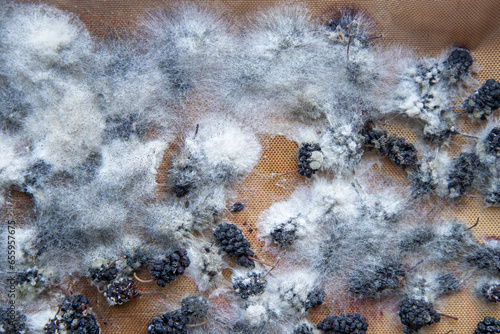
left=474, top=317, right=500, bottom=334
left=271, top=220, right=298, bottom=247
left=150, top=249, right=191, bottom=287
left=446, top=153, right=479, bottom=198
left=89, top=263, right=119, bottom=282
left=398, top=297, right=440, bottom=334
left=465, top=79, right=500, bottom=120
left=230, top=202, right=245, bottom=212
left=104, top=278, right=140, bottom=305
left=349, top=262, right=406, bottom=298
left=304, top=287, right=326, bottom=310
left=46, top=294, right=100, bottom=334
left=484, top=127, right=500, bottom=157
left=213, top=223, right=255, bottom=268
left=468, top=247, right=500, bottom=275
left=317, top=313, right=369, bottom=334
left=443, top=48, right=473, bottom=82
left=294, top=323, right=314, bottom=334
left=481, top=283, right=500, bottom=302
left=180, top=295, right=209, bottom=324
left=232, top=272, right=267, bottom=299
left=363, top=127, right=418, bottom=169
left=298, top=143, right=323, bottom=178
left=148, top=311, right=187, bottom=334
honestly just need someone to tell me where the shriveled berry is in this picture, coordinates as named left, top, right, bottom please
left=104, top=278, right=140, bottom=305
left=317, top=313, right=369, bottom=334
left=150, top=249, right=191, bottom=287
left=213, top=223, right=255, bottom=268
left=398, top=297, right=440, bottom=334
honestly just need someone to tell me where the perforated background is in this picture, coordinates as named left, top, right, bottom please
left=5, top=0, right=500, bottom=333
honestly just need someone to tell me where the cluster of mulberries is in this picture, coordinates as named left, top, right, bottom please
left=349, top=262, right=405, bottom=298
left=213, top=223, right=255, bottom=268
left=398, top=297, right=440, bottom=334
left=45, top=294, right=100, bottom=334
left=363, top=126, right=418, bottom=169
left=317, top=313, right=369, bottom=334
left=232, top=272, right=267, bottom=299
left=480, top=282, right=500, bottom=302
left=298, top=143, right=323, bottom=178
left=149, top=249, right=191, bottom=287
left=147, top=295, right=209, bottom=334
left=465, top=79, right=500, bottom=120
left=103, top=278, right=140, bottom=305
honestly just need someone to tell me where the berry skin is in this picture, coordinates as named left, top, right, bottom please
left=317, top=313, right=369, bottom=334
left=148, top=311, right=187, bottom=334
left=294, top=323, right=314, bottom=334
left=232, top=272, right=267, bottom=299
left=213, top=223, right=255, bottom=268
left=398, top=297, right=440, bottom=334
left=104, top=278, right=140, bottom=305
left=465, top=79, right=500, bottom=120
left=89, top=263, right=119, bottom=282
left=180, top=295, right=209, bottom=324
left=474, top=317, right=500, bottom=334
left=481, top=283, right=500, bottom=302
left=298, top=143, right=323, bottom=178
left=150, top=249, right=191, bottom=287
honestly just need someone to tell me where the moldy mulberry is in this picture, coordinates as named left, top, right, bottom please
left=232, top=272, right=267, bottom=299
left=298, top=143, right=323, bottom=178
left=103, top=278, right=140, bottom=305
left=474, top=317, right=500, bottom=334
left=148, top=311, right=187, bottom=334
left=465, top=79, right=500, bottom=120
left=317, top=313, right=369, bottom=334
left=213, top=223, right=255, bottom=268
left=149, top=249, right=191, bottom=287
left=398, top=297, right=440, bottom=334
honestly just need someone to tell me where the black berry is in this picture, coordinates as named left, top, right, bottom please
left=484, top=127, right=500, bottom=157
left=148, top=311, right=187, bottom=334
left=0, top=308, right=29, bottom=334
left=465, top=79, right=500, bottom=120
left=443, top=48, right=473, bottom=81
left=474, top=316, right=500, bottom=334
left=150, top=249, right=191, bottom=287
left=271, top=220, right=298, bottom=247
left=45, top=294, right=100, bottom=334
left=317, top=313, right=369, bottom=334
left=230, top=202, right=245, bottom=212
left=89, top=263, right=119, bottom=282
left=349, top=262, right=406, bottom=298
left=213, top=223, right=255, bottom=268
left=481, top=283, right=500, bottom=302
left=180, top=295, right=209, bottom=324
left=304, top=287, right=326, bottom=310
left=298, top=142, right=323, bottom=178
left=232, top=272, right=267, bottom=299
left=446, top=153, right=479, bottom=198
left=468, top=247, right=500, bottom=275
left=398, top=297, right=440, bottom=334
left=104, top=278, right=140, bottom=305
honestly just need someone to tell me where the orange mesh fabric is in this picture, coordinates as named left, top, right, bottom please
left=4, top=1, right=500, bottom=333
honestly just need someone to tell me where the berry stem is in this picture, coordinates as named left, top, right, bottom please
left=109, top=256, right=127, bottom=267
left=438, top=313, right=459, bottom=321
left=247, top=256, right=274, bottom=267
left=263, top=257, right=281, bottom=279
left=466, top=217, right=479, bottom=230
left=133, top=272, right=155, bottom=283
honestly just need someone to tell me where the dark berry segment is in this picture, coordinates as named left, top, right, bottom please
left=0, top=308, right=29, bottom=334
left=468, top=247, right=500, bottom=274
left=213, top=223, right=255, bottom=268
left=363, top=127, right=418, bottom=169
left=230, top=202, right=245, bottom=212
left=148, top=311, right=187, bottom=334
left=317, top=313, right=369, bottom=334
left=443, top=48, right=473, bottom=81
left=298, top=143, right=323, bottom=178
left=89, top=263, right=119, bottom=282
left=16, top=268, right=43, bottom=286
left=304, top=287, right=326, bottom=310
left=485, top=127, right=500, bottom=157
left=474, top=317, right=500, bottom=334
left=294, top=323, right=314, bottom=334
left=349, top=262, right=406, bottom=298
left=481, top=283, right=500, bottom=302
left=45, top=294, right=100, bottom=334
left=447, top=153, right=479, bottom=198
left=398, top=297, right=440, bottom=334
left=150, top=249, right=191, bottom=287
left=233, top=272, right=267, bottom=299
left=180, top=295, right=209, bottom=324
left=104, top=278, right=140, bottom=305
left=465, top=79, right=500, bottom=120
